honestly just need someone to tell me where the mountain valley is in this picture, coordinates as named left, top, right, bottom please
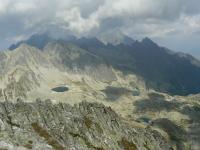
left=0, top=33, right=199, bottom=149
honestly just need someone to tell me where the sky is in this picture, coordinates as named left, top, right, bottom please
left=0, top=0, right=200, bottom=58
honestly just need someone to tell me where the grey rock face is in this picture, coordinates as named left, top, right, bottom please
left=0, top=100, right=172, bottom=150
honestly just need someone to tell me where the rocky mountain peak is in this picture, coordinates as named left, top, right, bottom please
left=0, top=100, right=172, bottom=150
left=141, top=37, right=158, bottom=47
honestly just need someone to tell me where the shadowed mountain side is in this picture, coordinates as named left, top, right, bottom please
left=101, top=86, right=133, bottom=101
left=75, top=38, right=200, bottom=96
left=180, top=105, right=200, bottom=123
left=152, top=118, right=187, bottom=150
left=43, top=41, right=117, bottom=82
left=133, top=93, right=181, bottom=113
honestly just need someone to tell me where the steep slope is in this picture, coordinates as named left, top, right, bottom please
left=0, top=44, right=49, bottom=100
left=74, top=37, right=200, bottom=95
left=0, top=100, right=172, bottom=150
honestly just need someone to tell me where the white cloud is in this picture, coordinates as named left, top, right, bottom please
left=6, top=34, right=27, bottom=43
left=180, top=14, right=200, bottom=34
left=0, top=0, right=200, bottom=50
left=0, top=0, right=9, bottom=14
left=12, top=2, right=36, bottom=12
left=56, top=7, right=99, bottom=34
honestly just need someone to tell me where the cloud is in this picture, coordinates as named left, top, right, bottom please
left=0, top=0, right=200, bottom=52
left=55, top=7, right=99, bottom=34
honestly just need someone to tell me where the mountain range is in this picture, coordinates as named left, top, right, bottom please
left=9, top=33, right=200, bottom=95
left=0, top=32, right=199, bottom=149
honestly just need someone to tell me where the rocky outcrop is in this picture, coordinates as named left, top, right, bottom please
left=0, top=100, right=172, bottom=150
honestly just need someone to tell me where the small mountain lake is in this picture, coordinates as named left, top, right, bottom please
left=51, top=86, right=69, bottom=92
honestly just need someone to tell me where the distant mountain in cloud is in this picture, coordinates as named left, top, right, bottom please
left=96, top=31, right=135, bottom=46
left=9, top=33, right=53, bottom=50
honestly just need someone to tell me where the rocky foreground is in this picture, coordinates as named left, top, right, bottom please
left=0, top=99, right=172, bottom=150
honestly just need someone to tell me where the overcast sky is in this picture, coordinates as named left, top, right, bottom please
left=0, top=0, right=200, bottom=57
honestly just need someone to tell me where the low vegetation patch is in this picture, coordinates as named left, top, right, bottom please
left=69, top=132, right=105, bottom=150
left=95, top=123, right=103, bottom=134
left=31, top=122, right=65, bottom=150
left=118, top=137, right=137, bottom=150
left=84, top=116, right=93, bottom=129
left=23, top=143, right=32, bottom=149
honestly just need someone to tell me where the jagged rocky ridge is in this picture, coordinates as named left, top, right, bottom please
left=0, top=100, right=172, bottom=150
